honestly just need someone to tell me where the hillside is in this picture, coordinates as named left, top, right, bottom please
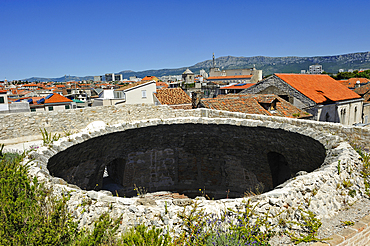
left=23, top=51, right=370, bottom=82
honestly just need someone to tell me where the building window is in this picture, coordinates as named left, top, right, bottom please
left=65, top=105, right=70, bottom=110
left=30, top=108, right=36, bottom=112
left=48, top=106, right=53, bottom=111
left=325, top=112, right=330, bottom=122
left=0, top=97, right=4, bottom=103
left=142, top=90, right=147, bottom=98
left=354, top=107, right=357, bottom=121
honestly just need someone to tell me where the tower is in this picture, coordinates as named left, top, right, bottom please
left=212, top=53, right=215, bottom=68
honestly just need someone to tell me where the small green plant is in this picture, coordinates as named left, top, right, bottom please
left=337, top=160, right=341, bottom=175
left=164, top=201, right=168, bottom=214
left=342, top=179, right=353, bottom=188
left=134, top=184, right=147, bottom=197
left=40, top=128, right=61, bottom=146
left=350, top=143, right=370, bottom=196
left=341, top=220, right=355, bottom=226
left=312, top=187, right=318, bottom=196
left=349, top=189, right=356, bottom=198
left=286, top=207, right=329, bottom=244
left=63, top=129, right=74, bottom=137
left=121, top=224, right=171, bottom=246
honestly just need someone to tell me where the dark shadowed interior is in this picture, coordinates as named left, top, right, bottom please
left=47, top=124, right=326, bottom=199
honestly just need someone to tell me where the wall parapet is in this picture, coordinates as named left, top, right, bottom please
left=22, top=116, right=367, bottom=243
left=2, top=105, right=370, bottom=150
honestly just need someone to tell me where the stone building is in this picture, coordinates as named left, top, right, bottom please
left=0, top=90, right=9, bottom=113
left=242, top=73, right=363, bottom=125
left=182, top=69, right=195, bottom=84
left=209, top=53, right=262, bottom=82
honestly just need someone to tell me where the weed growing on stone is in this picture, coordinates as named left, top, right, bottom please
left=173, top=200, right=276, bottom=246
left=133, top=184, right=147, bottom=197
left=40, top=128, right=61, bottom=146
left=350, top=142, right=370, bottom=196
left=342, top=179, right=353, bottom=189
left=286, top=207, right=329, bottom=244
left=340, top=220, right=355, bottom=226
left=349, top=189, right=356, bottom=198
left=337, top=160, right=341, bottom=175
left=120, top=224, right=171, bottom=246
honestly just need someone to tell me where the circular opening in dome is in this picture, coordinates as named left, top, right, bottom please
left=47, top=123, right=326, bottom=199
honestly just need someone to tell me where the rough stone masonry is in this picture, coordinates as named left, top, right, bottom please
left=21, top=113, right=367, bottom=236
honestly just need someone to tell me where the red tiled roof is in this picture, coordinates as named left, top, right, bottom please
left=156, top=81, right=169, bottom=88
left=155, top=88, right=192, bottom=105
left=275, top=74, right=361, bottom=103
left=202, top=94, right=311, bottom=118
left=339, top=78, right=370, bottom=88
left=142, top=76, right=159, bottom=81
left=45, top=93, right=73, bottom=104
left=354, top=83, right=370, bottom=96
left=220, top=83, right=256, bottom=90
left=207, top=75, right=253, bottom=80
left=0, top=90, right=7, bottom=93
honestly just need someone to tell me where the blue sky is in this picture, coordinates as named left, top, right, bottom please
left=1, top=0, right=369, bottom=80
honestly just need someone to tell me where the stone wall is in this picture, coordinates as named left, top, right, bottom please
left=2, top=105, right=370, bottom=151
left=0, top=104, right=200, bottom=144
left=24, top=116, right=367, bottom=239
left=312, top=214, right=370, bottom=246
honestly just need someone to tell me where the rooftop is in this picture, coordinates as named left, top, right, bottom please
left=155, top=88, right=192, bottom=105
left=275, top=74, right=361, bottom=104
left=202, top=94, right=311, bottom=119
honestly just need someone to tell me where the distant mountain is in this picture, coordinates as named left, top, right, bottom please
left=23, top=52, right=370, bottom=82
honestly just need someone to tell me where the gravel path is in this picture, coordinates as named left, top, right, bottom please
left=270, top=197, right=370, bottom=245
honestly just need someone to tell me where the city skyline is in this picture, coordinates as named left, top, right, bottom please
left=1, top=0, right=370, bottom=80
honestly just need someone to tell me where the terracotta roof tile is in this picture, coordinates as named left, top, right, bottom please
left=339, top=78, right=370, bottom=88
left=142, top=76, right=159, bottom=81
left=275, top=74, right=361, bottom=103
left=156, top=81, right=169, bottom=88
left=44, top=93, right=73, bottom=104
left=202, top=94, right=311, bottom=119
left=155, top=88, right=192, bottom=105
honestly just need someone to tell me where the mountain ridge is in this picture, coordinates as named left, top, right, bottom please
left=23, top=51, right=370, bottom=82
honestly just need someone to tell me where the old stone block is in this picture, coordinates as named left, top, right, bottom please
left=338, top=227, right=357, bottom=240
left=351, top=221, right=366, bottom=232
left=324, top=234, right=344, bottom=245
left=359, top=215, right=370, bottom=226
left=172, top=199, right=193, bottom=207
left=136, top=198, right=156, bottom=206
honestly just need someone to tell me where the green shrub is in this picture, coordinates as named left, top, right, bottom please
left=0, top=151, right=80, bottom=245
left=120, top=224, right=171, bottom=246
left=76, top=213, right=122, bottom=246
left=0, top=150, right=124, bottom=246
